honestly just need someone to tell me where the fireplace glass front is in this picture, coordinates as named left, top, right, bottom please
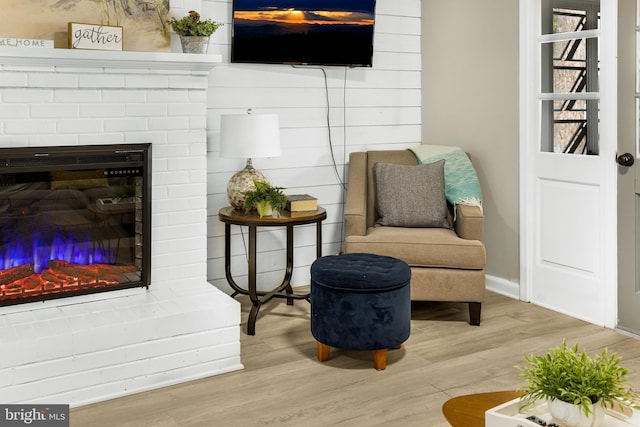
left=0, top=144, right=151, bottom=306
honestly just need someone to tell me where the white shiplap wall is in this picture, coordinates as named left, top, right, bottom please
left=200, top=0, right=422, bottom=292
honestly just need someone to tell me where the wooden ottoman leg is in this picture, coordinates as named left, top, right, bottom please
left=372, top=349, right=388, bottom=370
left=317, top=341, right=331, bottom=362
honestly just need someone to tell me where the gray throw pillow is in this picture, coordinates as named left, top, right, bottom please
left=374, top=160, right=451, bottom=228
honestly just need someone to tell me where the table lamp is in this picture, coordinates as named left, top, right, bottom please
left=220, top=111, right=281, bottom=209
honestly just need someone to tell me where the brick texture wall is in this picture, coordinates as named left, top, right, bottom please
left=0, top=50, right=242, bottom=406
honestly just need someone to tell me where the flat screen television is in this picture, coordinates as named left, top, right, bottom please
left=231, top=0, right=376, bottom=67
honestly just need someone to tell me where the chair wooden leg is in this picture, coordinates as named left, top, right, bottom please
left=469, top=302, right=481, bottom=326
left=317, top=341, right=331, bottom=362
left=372, top=349, right=388, bottom=370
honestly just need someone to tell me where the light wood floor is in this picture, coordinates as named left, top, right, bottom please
left=71, top=290, right=640, bottom=427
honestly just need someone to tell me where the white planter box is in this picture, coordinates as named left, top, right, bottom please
left=486, top=397, right=640, bottom=427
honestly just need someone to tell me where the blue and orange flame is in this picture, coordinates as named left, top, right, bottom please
left=2, top=230, right=113, bottom=274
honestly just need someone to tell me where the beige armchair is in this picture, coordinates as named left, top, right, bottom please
left=343, top=150, right=486, bottom=325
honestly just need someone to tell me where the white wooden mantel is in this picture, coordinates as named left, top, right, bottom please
left=0, top=47, right=221, bottom=71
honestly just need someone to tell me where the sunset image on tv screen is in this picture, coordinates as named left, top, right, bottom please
left=231, top=0, right=376, bottom=66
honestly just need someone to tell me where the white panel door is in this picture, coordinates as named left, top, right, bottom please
left=520, top=0, right=618, bottom=327
left=617, top=0, right=640, bottom=334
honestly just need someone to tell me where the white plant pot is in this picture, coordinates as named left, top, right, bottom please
left=256, top=201, right=273, bottom=218
left=261, top=203, right=273, bottom=218
left=548, top=399, right=605, bottom=427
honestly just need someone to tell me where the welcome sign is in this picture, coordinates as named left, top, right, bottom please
left=68, top=23, right=122, bottom=51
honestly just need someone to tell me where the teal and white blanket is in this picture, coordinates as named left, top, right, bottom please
left=409, top=144, right=483, bottom=211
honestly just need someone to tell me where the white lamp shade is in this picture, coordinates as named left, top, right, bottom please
left=220, top=113, right=281, bottom=159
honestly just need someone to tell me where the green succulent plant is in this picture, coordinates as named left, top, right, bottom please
left=167, top=10, right=222, bottom=37
left=516, top=341, right=639, bottom=417
left=243, top=180, right=287, bottom=218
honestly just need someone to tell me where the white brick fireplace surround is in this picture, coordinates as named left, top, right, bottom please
left=0, top=49, right=242, bottom=406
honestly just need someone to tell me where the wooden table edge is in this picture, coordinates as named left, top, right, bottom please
left=442, top=390, right=525, bottom=427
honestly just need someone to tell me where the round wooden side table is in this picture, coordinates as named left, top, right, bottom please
left=218, top=206, right=327, bottom=335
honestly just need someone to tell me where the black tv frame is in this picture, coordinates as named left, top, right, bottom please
left=231, top=0, right=376, bottom=67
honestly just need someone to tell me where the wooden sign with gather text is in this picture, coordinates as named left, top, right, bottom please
left=68, top=23, right=123, bottom=51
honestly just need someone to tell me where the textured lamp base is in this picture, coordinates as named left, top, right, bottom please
left=227, top=159, right=268, bottom=209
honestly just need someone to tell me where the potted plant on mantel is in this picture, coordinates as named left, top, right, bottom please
left=243, top=180, right=287, bottom=218
left=516, top=341, right=639, bottom=427
left=167, top=10, right=222, bottom=54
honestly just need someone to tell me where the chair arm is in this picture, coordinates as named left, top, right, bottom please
left=344, top=152, right=368, bottom=237
left=454, top=204, right=484, bottom=241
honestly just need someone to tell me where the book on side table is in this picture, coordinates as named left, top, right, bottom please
left=286, top=194, right=318, bottom=212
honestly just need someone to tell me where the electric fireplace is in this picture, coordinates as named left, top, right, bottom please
left=0, top=143, right=151, bottom=306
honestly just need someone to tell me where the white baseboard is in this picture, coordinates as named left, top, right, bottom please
left=487, top=274, right=520, bottom=300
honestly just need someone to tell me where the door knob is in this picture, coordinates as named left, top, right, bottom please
left=617, top=153, right=635, bottom=167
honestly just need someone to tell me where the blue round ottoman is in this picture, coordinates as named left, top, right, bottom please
left=310, top=253, right=411, bottom=370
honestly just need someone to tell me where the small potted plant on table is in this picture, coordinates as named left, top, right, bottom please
left=167, top=10, right=222, bottom=54
left=516, top=341, right=639, bottom=427
left=243, top=180, right=287, bottom=218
